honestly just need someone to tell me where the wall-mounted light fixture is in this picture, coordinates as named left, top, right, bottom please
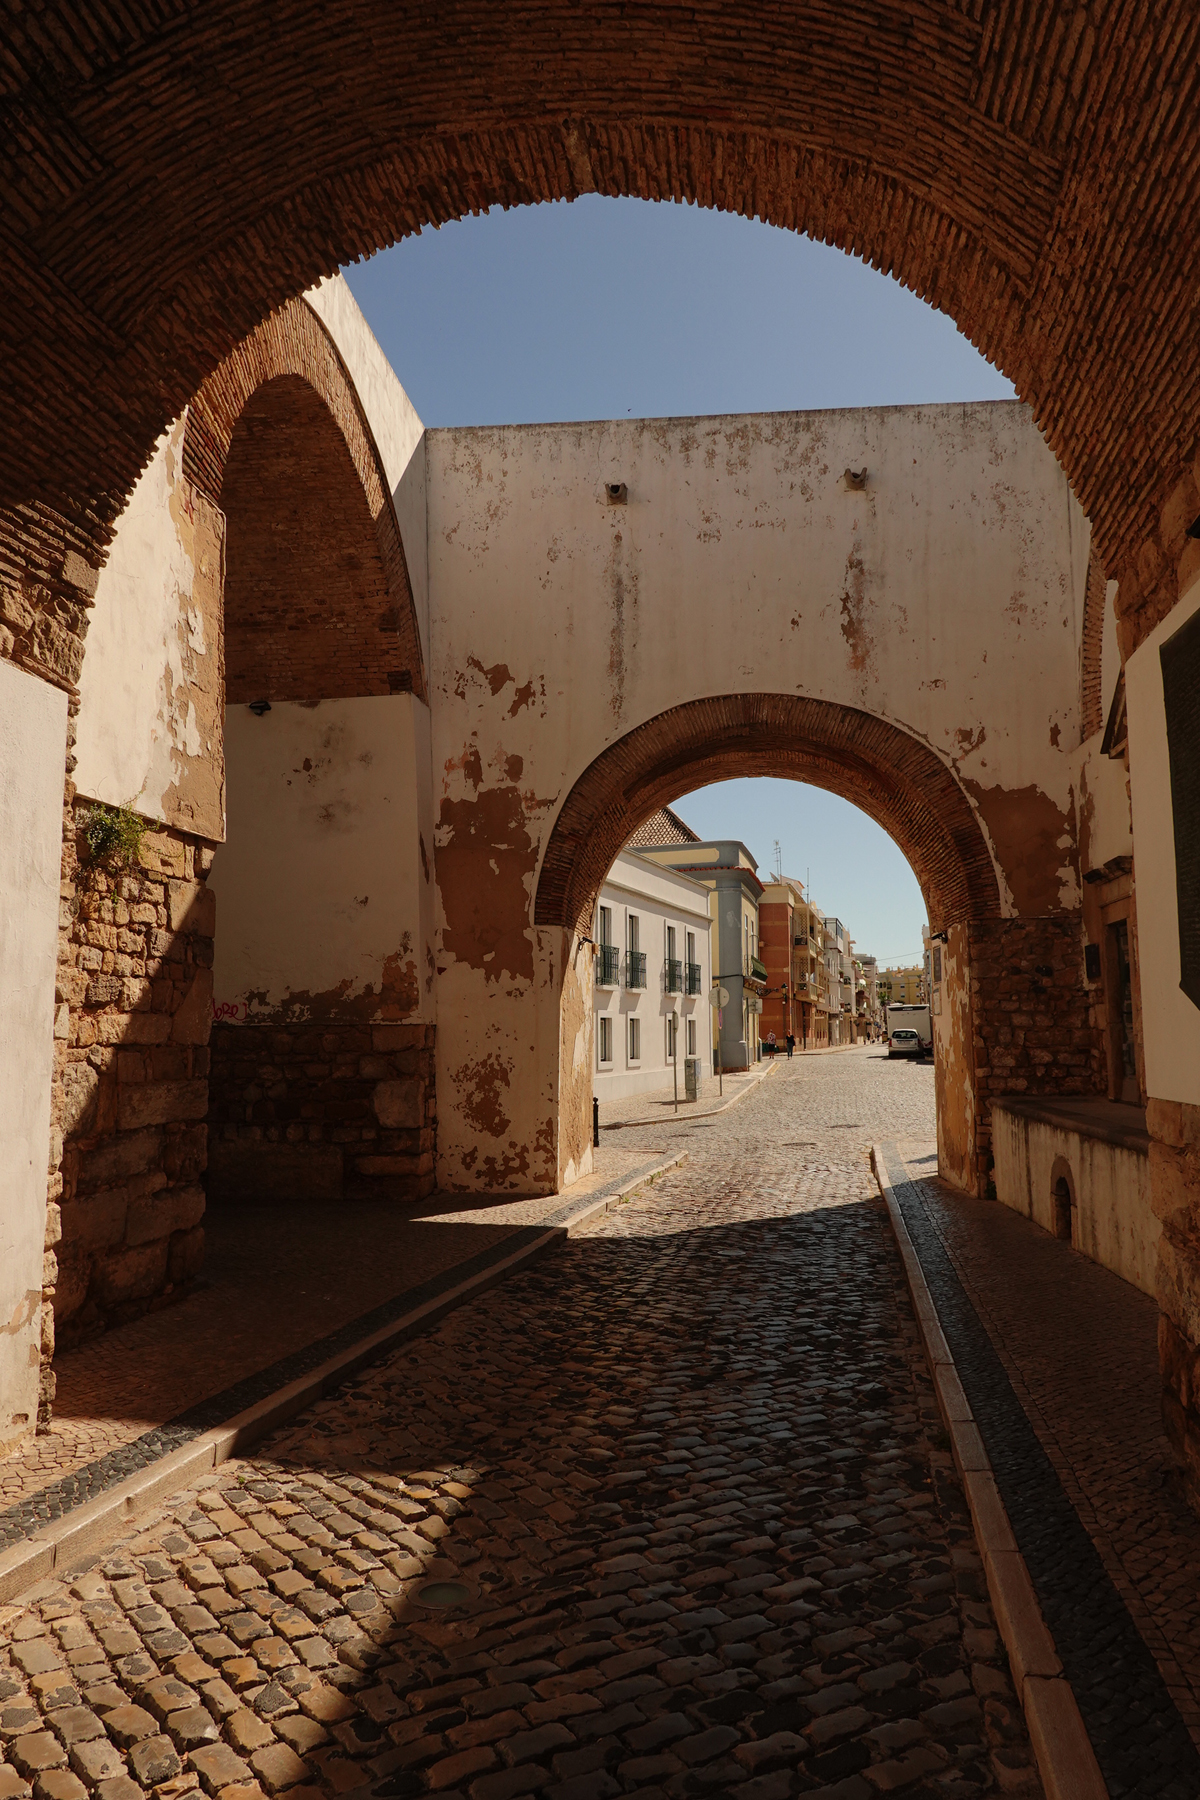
left=843, top=468, right=868, bottom=490
left=606, top=482, right=628, bottom=505
left=929, top=929, right=949, bottom=943
left=248, top=699, right=271, bottom=716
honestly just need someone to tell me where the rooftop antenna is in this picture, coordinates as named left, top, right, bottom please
left=773, top=838, right=783, bottom=882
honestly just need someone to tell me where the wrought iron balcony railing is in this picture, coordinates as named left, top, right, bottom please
left=596, top=944, right=620, bottom=986
left=664, top=958, right=683, bottom=994
left=625, top=950, right=647, bottom=990
left=685, top=961, right=703, bottom=994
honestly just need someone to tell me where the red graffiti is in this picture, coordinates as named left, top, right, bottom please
left=211, top=999, right=246, bottom=1022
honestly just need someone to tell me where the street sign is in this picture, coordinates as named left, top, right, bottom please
left=710, top=986, right=730, bottom=1007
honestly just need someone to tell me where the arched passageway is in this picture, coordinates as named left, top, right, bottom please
left=531, top=694, right=1088, bottom=1202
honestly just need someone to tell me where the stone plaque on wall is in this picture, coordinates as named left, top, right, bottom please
left=1161, top=607, right=1200, bottom=1010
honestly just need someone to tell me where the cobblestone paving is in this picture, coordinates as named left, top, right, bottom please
left=893, top=1149, right=1200, bottom=1792
left=0, top=1153, right=664, bottom=1528
left=1, top=1052, right=1045, bottom=1800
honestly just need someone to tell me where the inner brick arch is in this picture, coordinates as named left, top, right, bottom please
left=5, top=0, right=1200, bottom=681
left=534, top=694, right=1003, bottom=938
left=182, top=298, right=425, bottom=701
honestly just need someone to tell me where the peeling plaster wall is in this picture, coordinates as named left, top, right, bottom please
left=0, top=660, right=68, bottom=1454
left=209, top=697, right=432, bottom=1023
left=75, top=421, right=225, bottom=842
left=426, top=402, right=1090, bottom=1191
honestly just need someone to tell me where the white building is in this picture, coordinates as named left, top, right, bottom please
left=593, top=850, right=713, bottom=1102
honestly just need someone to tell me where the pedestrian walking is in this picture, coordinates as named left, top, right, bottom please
left=786, top=1032, right=795, bottom=1058
left=767, top=1030, right=777, bottom=1056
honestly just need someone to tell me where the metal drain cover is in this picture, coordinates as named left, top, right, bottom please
left=416, top=1580, right=470, bottom=1609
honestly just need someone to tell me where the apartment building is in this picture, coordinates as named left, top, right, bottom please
left=638, top=831, right=765, bottom=1070
left=593, top=847, right=713, bottom=1102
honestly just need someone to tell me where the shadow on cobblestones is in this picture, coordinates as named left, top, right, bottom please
left=888, top=1151, right=1200, bottom=1800
left=2, top=1158, right=1043, bottom=1800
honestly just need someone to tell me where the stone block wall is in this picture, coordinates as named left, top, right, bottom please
left=206, top=1020, right=435, bottom=1201
left=51, top=801, right=215, bottom=1368
left=968, top=914, right=1105, bottom=1194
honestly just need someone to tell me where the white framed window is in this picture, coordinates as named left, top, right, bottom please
left=598, top=1015, right=613, bottom=1064
left=667, top=1013, right=678, bottom=1058
left=686, top=930, right=696, bottom=964
left=598, top=904, right=612, bottom=946
left=666, top=923, right=676, bottom=960
left=687, top=1017, right=697, bottom=1056
left=627, top=913, right=640, bottom=953
left=628, top=1016, right=640, bottom=1061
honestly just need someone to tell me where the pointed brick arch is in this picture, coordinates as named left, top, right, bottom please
left=534, top=694, right=1002, bottom=935
left=182, top=297, right=425, bottom=701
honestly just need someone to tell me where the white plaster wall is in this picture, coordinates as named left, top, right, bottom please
left=992, top=1107, right=1159, bottom=1295
left=1126, top=577, right=1200, bottom=1104
left=305, top=276, right=430, bottom=669
left=209, top=696, right=432, bottom=1019
left=75, top=420, right=225, bottom=839
left=427, top=401, right=1091, bottom=924
left=0, top=661, right=68, bottom=1453
left=594, top=852, right=712, bottom=1102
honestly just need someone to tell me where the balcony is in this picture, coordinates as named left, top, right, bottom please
left=664, top=958, right=683, bottom=993
left=748, top=955, right=768, bottom=985
left=686, top=961, right=702, bottom=994
left=596, top=944, right=620, bottom=986
left=625, top=950, right=647, bottom=990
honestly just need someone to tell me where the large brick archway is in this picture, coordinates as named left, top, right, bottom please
left=533, top=694, right=1003, bottom=937
left=182, top=298, right=425, bottom=701
left=4, top=2, right=1200, bottom=687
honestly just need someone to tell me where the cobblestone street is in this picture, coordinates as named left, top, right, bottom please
left=0, top=1052, right=1045, bottom=1800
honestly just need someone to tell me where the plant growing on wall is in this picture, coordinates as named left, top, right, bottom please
left=79, top=799, right=148, bottom=870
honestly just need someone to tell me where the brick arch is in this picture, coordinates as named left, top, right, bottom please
left=3, top=2, right=1200, bottom=676
left=534, top=695, right=1002, bottom=935
left=182, top=297, right=424, bottom=701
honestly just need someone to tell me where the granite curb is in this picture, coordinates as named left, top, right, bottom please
left=0, top=1147, right=687, bottom=1604
left=871, top=1143, right=1109, bottom=1800
left=601, top=1056, right=776, bottom=1130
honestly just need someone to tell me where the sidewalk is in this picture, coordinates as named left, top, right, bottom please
left=597, top=1058, right=774, bottom=1129
left=0, top=1144, right=676, bottom=1552
left=889, top=1137, right=1200, bottom=1783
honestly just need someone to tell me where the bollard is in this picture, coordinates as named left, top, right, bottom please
left=593, top=1095, right=600, bottom=1148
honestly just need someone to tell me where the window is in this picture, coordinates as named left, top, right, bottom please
left=666, top=924, right=676, bottom=960
left=667, top=1014, right=677, bottom=1059
left=686, top=930, right=695, bottom=964
left=598, top=905, right=612, bottom=946
left=627, top=914, right=640, bottom=953
left=686, top=1017, right=697, bottom=1056
left=628, top=1016, right=640, bottom=1061
left=598, top=1015, right=613, bottom=1064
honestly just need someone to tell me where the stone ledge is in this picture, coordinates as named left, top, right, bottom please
left=992, top=1094, right=1149, bottom=1153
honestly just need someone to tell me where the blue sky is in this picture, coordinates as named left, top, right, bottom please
left=343, top=197, right=1015, bottom=966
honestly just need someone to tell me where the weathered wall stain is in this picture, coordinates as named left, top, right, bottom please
left=454, top=1051, right=513, bottom=1141
left=436, top=784, right=536, bottom=982
left=240, top=943, right=418, bottom=1023
left=963, top=779, right=1072, bottom=915
left=837, top=546, right=873, bottom=673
